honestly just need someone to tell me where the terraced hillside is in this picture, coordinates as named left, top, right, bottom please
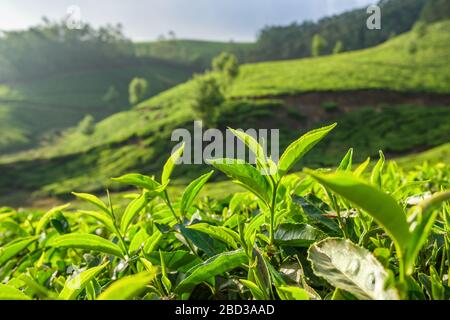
left=0, top=58, right=195, bottom=153
left=134, top=39, right=254, bottom=69
left=0, top=21, right=449, bottom=201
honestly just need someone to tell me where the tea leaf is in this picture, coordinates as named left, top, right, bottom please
left=370, top=151, right=385, bottom=189
left=308, top=238, right=399, bottom=300
left=36, top=204, right=71, bottom=234
left=278, top=123, right=336, bottom=176
left=277, top=286, right=310, bottom=300
left=274, top=223, right=326, bottom=247
left=120, top=192, right=150, bottom=233
left=162, top=143, right=185, bottom=185
left=354, top=157, right=371, bottom=177
left=77, top=210, right=116, bottom=233
left=180, top=171, right=214, bottom=215
left=0, top=236, right=39, bottom=266
left=98, top=271, right=156, bottom=300
left=305, top=170, right=411, bottom=252
left=46, top=233, right=124, bottom=257
left=175, top=249, right=247, bottom=293
left=187, top=223, right=239, bottom=249
left=59, top=263, right=108, bottom=300
left=337, top=148, right=353, bottom=171
left=405, top=191, right=450, bottom=274
left=240, top=279, right=266, bottom=300
left=112, top=173, right=161, bottom=191
left=208, top=159, right=271, bottom=204
left=228, top=128, right=274, bottom=175
left=0, top=284, right=31, bottom=300
left=72, top=193, right=111, bottom=217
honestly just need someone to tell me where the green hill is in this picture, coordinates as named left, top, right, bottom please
left=0, top=60, right=195, bottom=153
left=134, top=39, right=254, bottom=69
left=0, top=21, right=449, bottom=199
left=230, top=21, right=450, bottom=97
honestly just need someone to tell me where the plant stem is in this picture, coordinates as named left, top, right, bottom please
left=163, top=191, right=182, bottom=224
left=268, top=178, right=279, bottom=246
left=445, top=235, right=450, bottom=286
left=163, top=190, right=199, bottom=257
left=332, top=195, right=349, bottom=239
left=105, top=190, right=139, bottom=273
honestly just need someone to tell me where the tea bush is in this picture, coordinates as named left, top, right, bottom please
left=0, top=124, right=448, bottom=300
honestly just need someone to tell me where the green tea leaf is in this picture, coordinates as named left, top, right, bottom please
left=337, top=148, right=353, bottom=171
left=274, top=223, right=326, bottom=247
left=0, top=284, right=31, bottom=300
left=240, top=279, right=266, bottom=300
left=278, top=123, right=336, bottom=176
left=0, top=236, right=39, bottom=266
left=146, top=250, right=201, bottom=273
left=98, top=271, right=156, bottom=300
left=77, top=210, right=116, bottom=233
left=179, top=224, right=227, bottom=257
left=175, top=249, right=247, bottom=293
left=120, top=192, right=150, bottom=233
left=405, top=191, right=450, bottom=274
left=228, top=128, right=274, bottom=175
left=277, top=286, right=310, bottom=300
left=35, top=204, right=71, bottom=234
left=143, top=231, right=163, bottom=254
left=112, top=173, right=161, bottom=191
left=370, top=151, right=385, bottom=189
left=129, top=228, right=149, bottom=253
left=305, top=170, right=410, bottom=253
left=46, top=233, right=124, bottom=257
left=293, top=196, right=340, bottom=233
left=308, top=238, right=399, bottom=300
left=207, top=159, right=271, bottom=204
left=59, top=263, right=108, bottom=300
left=72, top=193, right=111, bottom=217
left=187, top=223, right=239, bottom=249
left=162, top=143, right=185, bottom=185
left=180, top=171, right=214, bottom=215
left=18, top=274, right=55, bottom=299
left=354, top=157, right=370, bottom=177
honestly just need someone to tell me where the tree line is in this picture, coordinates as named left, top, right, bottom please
left=0, top=19, right=134, bottom=82
left=246, top=0, right=448, bottom=61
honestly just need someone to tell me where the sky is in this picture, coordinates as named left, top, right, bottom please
left=0, top=0, right=376, bottom=42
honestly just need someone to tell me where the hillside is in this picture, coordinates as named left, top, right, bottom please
left=0, top=59, right=195, bottom=154
left=0, top=21, right=449, bottom=200
left=134, top=39, right=254, bottom=69
left=231, top=21, right=450, bottom=97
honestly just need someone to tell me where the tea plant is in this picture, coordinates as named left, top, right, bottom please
left=0, top=123, right=448, bottom=300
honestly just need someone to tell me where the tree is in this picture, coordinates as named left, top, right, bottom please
left=102, top=85, right=120, bottom=108
left=413, top=21, right=428, bottom=38
left=311, top=34, right=327, bottom=57
left=333, top=41, right=343, bottom=54
left=223, top=54, right=239, bottom=79
left=420, top=0, right=450, bottom=23
left=212, top=52, right=240, bottom=82
left=129, top=78, right=149, bottom=106
left=191, top=74, right=224, bottom=127
left=212, top=53, right=238, bottom=73
left=77, top=115, right=95, bottom=135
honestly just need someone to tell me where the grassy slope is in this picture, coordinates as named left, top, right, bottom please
left=0, top=22, right=449, bottom=197
left=3, top=142, right=448, bottom=209
left=230, top=21, right=450, bottom=97
left=0, top=60, right=195, bottom=153
left=6, top=21, right=450, bottom=162
left=134, top=39, right=254, bottom=68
